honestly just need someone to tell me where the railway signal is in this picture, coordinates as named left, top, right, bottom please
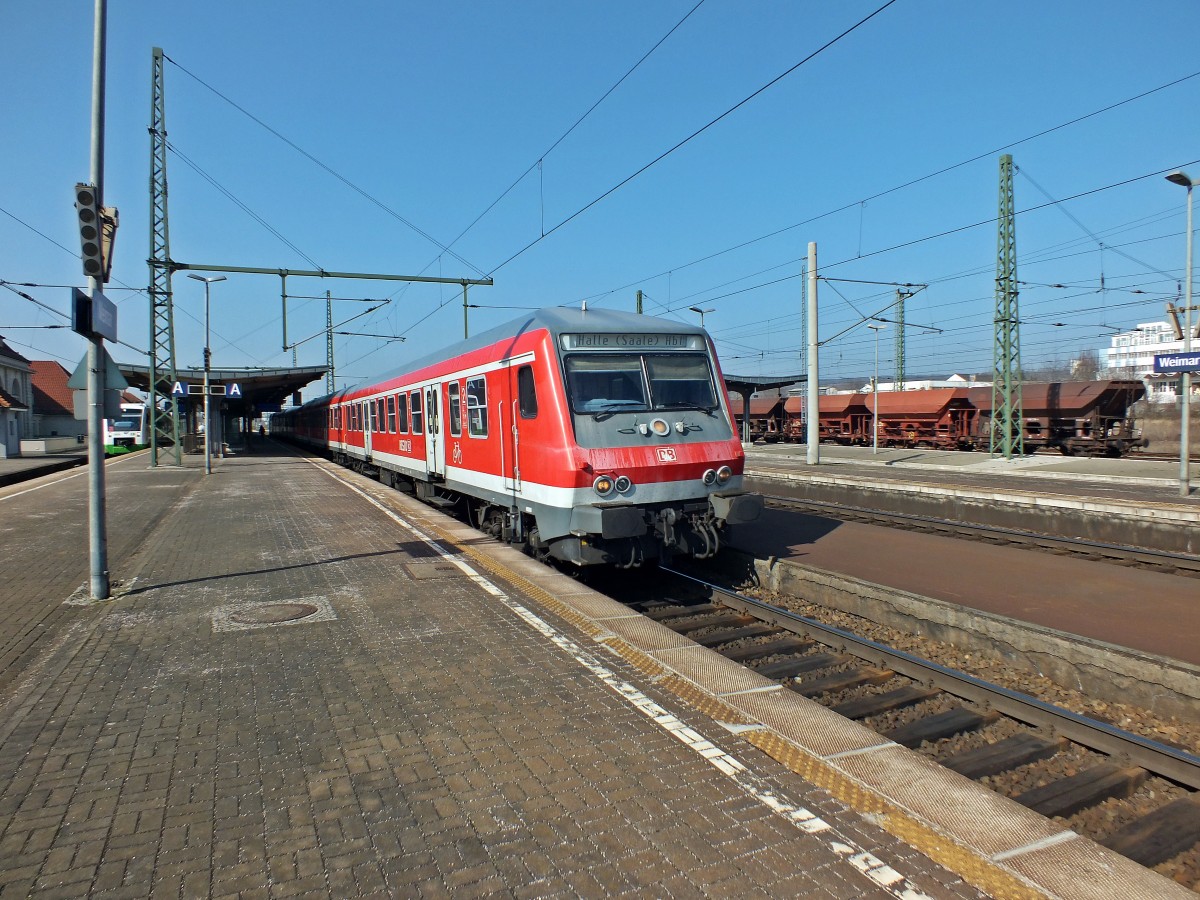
left=74, top=183, right=104, bottom=280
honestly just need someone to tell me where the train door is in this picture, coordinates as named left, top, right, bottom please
left=426, top=383, right=445, bottom=479
left=500, top=363, right=520, bottom=494
left=363, top=400, right=373, bottom=459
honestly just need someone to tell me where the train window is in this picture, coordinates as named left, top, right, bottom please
left=645, top=354, right=717, bottom=411
left=448, top=382, right=462, bottom=436
left=410, top=391, right=423, bottom=434
left=518, top=365, right=537, bottom=418
left=397, top=393, right=409, bottom=433
left=466, top=377, right=488, bottom=437
left=564, top=355, right=648, bottom=414
left=387, top=395, right=397, bottom=433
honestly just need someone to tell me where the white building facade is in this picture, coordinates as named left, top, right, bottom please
left=1106, top=321, right=1199, bottom=404
left=0, top=336, right=33, bottom=458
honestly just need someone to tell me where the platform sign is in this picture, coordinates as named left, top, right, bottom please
left=170, top=382, right=243, bottom=397
left=70, top=288, right=118, bottom=342
left=1153, top=352, right=1200, bottom=375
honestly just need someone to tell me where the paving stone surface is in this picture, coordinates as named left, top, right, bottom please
left=0, top=448, right=985, bottom=898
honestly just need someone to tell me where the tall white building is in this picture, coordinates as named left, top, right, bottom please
left=1106, top=321, right=1198, bottom=403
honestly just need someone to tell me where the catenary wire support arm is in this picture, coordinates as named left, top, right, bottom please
left=148, top=261, right=493, bottom=362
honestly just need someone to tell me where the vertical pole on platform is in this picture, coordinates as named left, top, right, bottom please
left=86, top=0, right=110, bottom=601
left=806, top=242, right=819, bottom=465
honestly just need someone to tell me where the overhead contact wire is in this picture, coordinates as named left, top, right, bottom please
left=486, top=0, right=902, bottom=276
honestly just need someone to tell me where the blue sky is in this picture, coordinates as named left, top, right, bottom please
left=3, top=1, right=1198, bottom=399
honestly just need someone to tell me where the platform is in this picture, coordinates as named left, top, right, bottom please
left=745, top=442, right=1200, bottom=500
left=0, top=448, right=1189, bottom=898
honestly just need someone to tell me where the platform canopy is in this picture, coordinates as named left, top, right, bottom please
left=118, top=364, right=327, bottom=415
left=722, top=375, right=806, bottom=443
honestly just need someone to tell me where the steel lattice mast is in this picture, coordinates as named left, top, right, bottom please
left=148, top=46, right=182, bottom=466
left=325, top=291, right=335, bottom=394
left=990, top=153, right=1024, bottom=458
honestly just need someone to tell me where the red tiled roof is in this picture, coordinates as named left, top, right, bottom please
left=30, top=360, right=73, bottom=416
left=0, top=385, right=28, bottom=411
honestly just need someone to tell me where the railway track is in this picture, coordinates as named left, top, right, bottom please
left=764, top=493, right=1200, bottom=576
left=623, top=566, right=1200, bottom=885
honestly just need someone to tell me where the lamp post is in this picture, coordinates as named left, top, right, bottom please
left=1167, top=171, right=1195, bottom=497
left=188, top=274, right=226, bottom=476
left=867, top=322, right=886, bottom=454
left=688, top=306, right=715, bottom=328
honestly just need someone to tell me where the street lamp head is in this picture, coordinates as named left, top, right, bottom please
left=688, top=306, right=714, bottom=315
left=187, top=273, right=227, bottom=284
left=1166, top=170, right=1196, bottom=188
left=866, top=322, right=886, bottom=332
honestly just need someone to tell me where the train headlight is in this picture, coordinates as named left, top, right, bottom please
left=717, top=465, right=733, bottom=484
left=702, top=468, right=717, bottom=486
left=593, top=475, right=615, bottom=496
left=650, top=418, right=670, bottom=436
left=614, top=475, right=632, bottom=494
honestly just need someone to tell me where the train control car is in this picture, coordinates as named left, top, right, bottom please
left=273, top=307, right=762, bottom=567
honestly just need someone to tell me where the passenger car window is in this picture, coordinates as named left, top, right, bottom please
left=397, top=393, right=409, bottom=434
left=466, top=377, right=487, bottom=437
left=410, top=391, right=423, bottom=435
left=387, top=395, right=396, bottom=433
left=518, top=365, right=537, bottom=418
left=448, top=382, right=462, bottom=436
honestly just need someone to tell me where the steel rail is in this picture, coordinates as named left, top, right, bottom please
left=765, top=494, right=1200, bottom=574
left=662, top=566, right=1200, bottom=790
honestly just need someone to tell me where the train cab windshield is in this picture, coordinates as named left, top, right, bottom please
left=564, top=352, right=719, bottom=418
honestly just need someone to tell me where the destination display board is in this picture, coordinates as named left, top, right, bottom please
left=561, top=333, right=703, bottom=351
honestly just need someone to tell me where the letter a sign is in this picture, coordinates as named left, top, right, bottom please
left=226, top=383, right=242, bottom=398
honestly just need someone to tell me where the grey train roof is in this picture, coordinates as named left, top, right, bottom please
left=323, top=307, right=706, bottom=404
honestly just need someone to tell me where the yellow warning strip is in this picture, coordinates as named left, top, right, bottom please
left=741, top=732, right=1045, bottom=900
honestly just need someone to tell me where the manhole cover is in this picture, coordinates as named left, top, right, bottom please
left=229, top=602, right=319, bottom=625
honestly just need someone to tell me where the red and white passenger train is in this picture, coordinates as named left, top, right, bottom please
left=271, top=307, right=762, bottom=567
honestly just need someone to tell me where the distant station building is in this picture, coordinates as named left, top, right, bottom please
left=1106, top=321, right=1199, bottom=404
left=0, top=336, right=32, bottom=458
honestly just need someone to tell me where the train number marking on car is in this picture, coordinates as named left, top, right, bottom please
left=656, top=447, right=677, bottom=463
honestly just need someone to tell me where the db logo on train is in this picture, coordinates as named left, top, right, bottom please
left=656, top=447, right=677, bottom=463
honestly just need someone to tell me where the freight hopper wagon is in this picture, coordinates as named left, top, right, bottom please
left=732, top=396, right=786, bottom=443
left=273, top=308, right=762, bottom=567
left=966, top=380, right=1148, bottom=456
